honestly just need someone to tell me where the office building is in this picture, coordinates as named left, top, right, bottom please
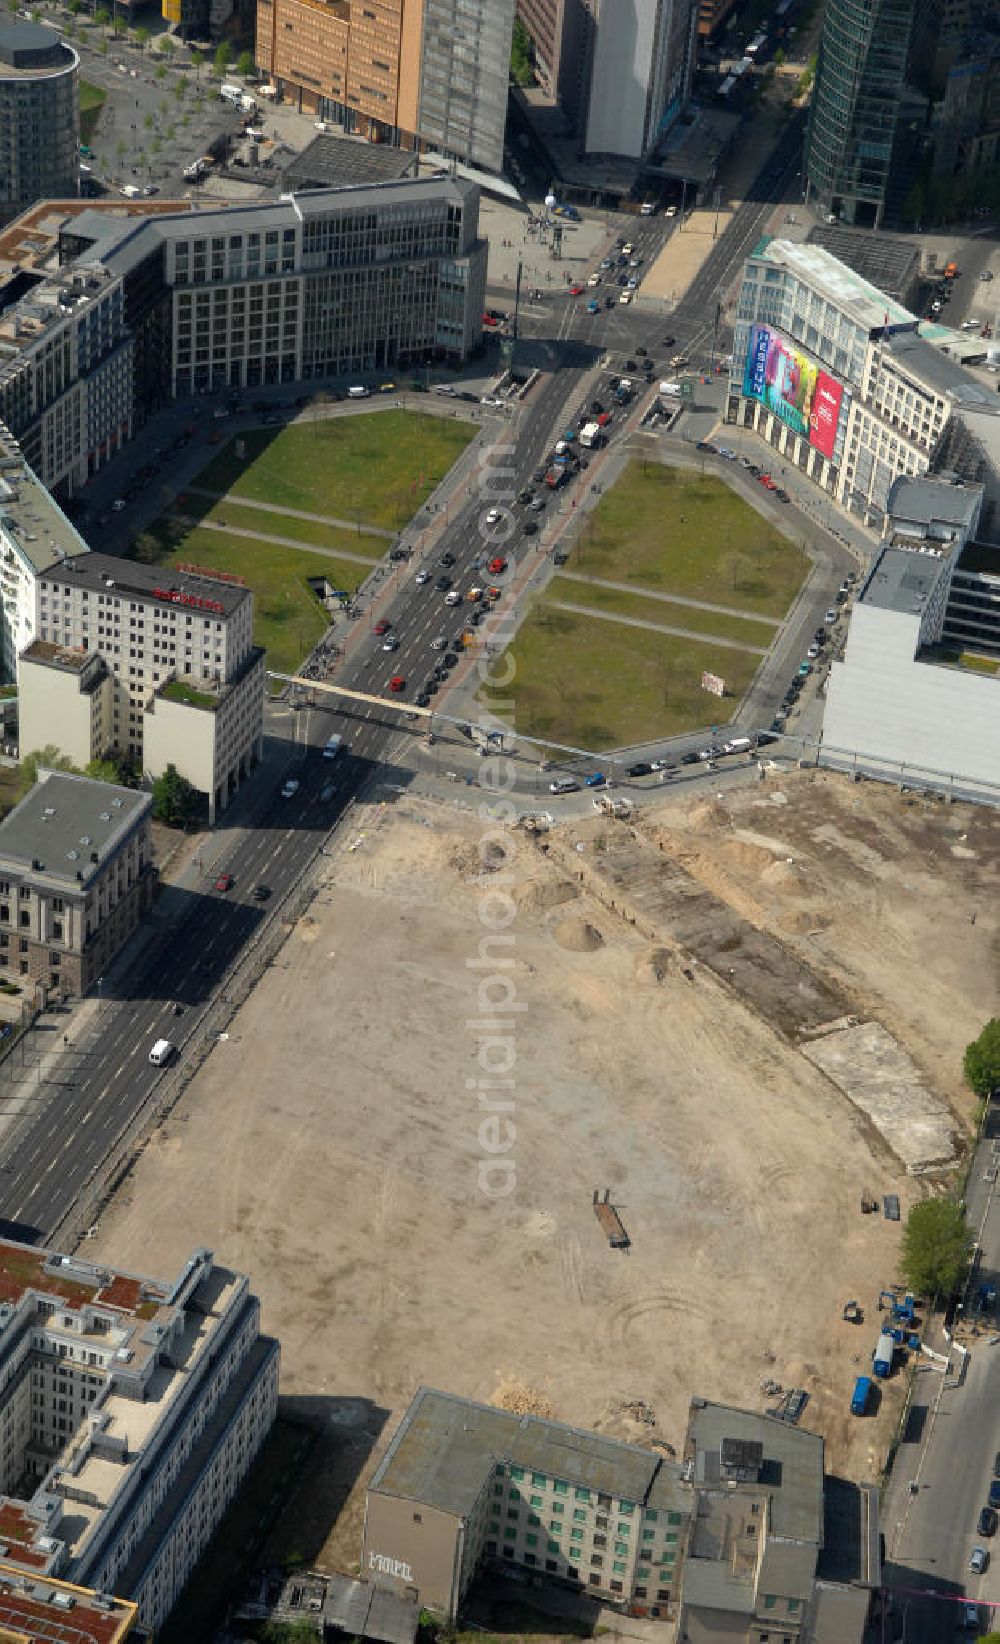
left=364, top=1388, right=878, bottom=1639
left=255, top=0, right=516, bottom=175
left=728, top=238, right=1000, bottom=531
left=62, top=179, right=488, bottom=395
left=519, top=0, right=697, bottom=161
left=0, top=419, right=91, bottom=679
left=804, top=0, right=926, bottom=228
left=0, top=1237, right=279, bottom=1637
left=19, top=554, right=265, bottom=821
left=0, top=769, right=153, bottom=995
left=0, top=22, right=78, bottom=227
left=821, top=475, right=1000, bottom=800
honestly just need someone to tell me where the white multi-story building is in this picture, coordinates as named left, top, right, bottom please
left=19, top=552, right=265, bottom=820
left=728, top=239, right=1000, bottom=531
left=821, top=474, right=1000, bottom=799
left=0, top=418, right=90, bottom=680
left=0, top=1237, right=279, bottom=1637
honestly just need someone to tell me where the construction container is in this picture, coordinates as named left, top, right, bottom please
left=851, top=1375, right=872, bottom=1415
left=873, top=1330, right=895, bottom=1378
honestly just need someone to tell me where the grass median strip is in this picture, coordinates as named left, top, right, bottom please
left=180, top=499, right=387, bottom=559
left=197, top=411, right=475, bottom=531
left=548, top=575, right=778, bottom=650
left=577, top=460, right=808, bottom=618
left=481, top=603, right=758, bottom=749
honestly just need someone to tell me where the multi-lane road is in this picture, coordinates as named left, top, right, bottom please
left=0, top=122, right=815, bottom=1248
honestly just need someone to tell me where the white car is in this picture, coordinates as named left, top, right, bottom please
left=659, top=381, right=681, bottom=396
left=961, top=318, right=980, bottom=331
left=431, top=636, right=448, bottom=650
left=415, top=569, right=431, bottom=585
left=664, top=204, right=677, bottom=218
left=619, top=291, right=632, bottom=305
left=281, top=778, right=300, bottom=799
left=445, top=590, right=463, bottom=605
left=481, top=396, right=504, bottom=408
left=587, top=273, right=601, bottom=286
left=485, top=507, right=502, bottom=525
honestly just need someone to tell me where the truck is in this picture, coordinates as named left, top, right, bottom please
left=220, top=82, right=244, bottom=105
left=873, top=1330, right=895, bottom=1378
left=579, top=421, right=602, bottom=449
left=850, top=1375, right=872, bottom=1415
left=183, top=158, right=208, bottom=181
left=544, top=466, right=566, bottom=489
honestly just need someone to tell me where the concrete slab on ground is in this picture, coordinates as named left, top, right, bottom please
left=801, top=1021, right=958, bottom=1173
left=643, top=210, right=735, bottom=304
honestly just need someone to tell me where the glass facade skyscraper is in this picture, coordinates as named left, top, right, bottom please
left=804, top=0, right=920, bottom=228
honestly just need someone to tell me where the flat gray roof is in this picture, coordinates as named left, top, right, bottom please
left=284, top=136, right=419, bottom=191
left=806, top=226, right=919, bottom=302
left=684, top=1400, right=824, bottom=1544
left=370, top=1388, right=664, bottom=1519
left=887, top=475, right=982, bottom=530
left=0, top=770, right=150, bottom=889
left=0, top=434, right=90, bottom=576
left=861, top=545, right=948, bottom=614
left=887, top=331, right=998, bottom=405
left=46, top=552, right=250, bottom=618
left=324, top=1576, right=420, bottom=1644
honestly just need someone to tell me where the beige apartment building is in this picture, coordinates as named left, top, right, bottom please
left=18, top=553, right=265, bottom=822
left=0, top=769, right=153, bottom=996
left=364, top=1389, right=879, bottom=1641
left=256, top=0, right=515, bottom=173
left=0, top=1237, right=279, bottom=1637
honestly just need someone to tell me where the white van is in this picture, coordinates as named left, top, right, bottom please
left=149, top=1038, right=174, bottom=1067
left=322, top=733, right=343, bottom=761
left=723, top=737, right=753, bottom=756
left=220, top=82, right=243, bottom=104
left=659, top=380, right=681, bottom=396
left=347, top=385, right=369, bottom=399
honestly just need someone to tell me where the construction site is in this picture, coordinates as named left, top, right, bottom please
left=86, top=764, right=996, bottom=1575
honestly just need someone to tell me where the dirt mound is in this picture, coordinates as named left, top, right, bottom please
left=553, top=916, right=605, bottom=953
left=761, top=859, right=810, bottom=895
left=689, top=801, right=730, bottom=829
left=721, top=839, right=775, bottom=873
left=634, top=946, right=673, bottom=984
left=490, top=1379, right=554, bottom=1418
left=514, top=877, right=579, bottom=915
left=779, top=910, right=832, bottom=935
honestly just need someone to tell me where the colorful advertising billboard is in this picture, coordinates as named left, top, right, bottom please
left=742, top=325, right=844, bottom=459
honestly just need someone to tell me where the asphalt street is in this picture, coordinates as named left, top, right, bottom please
left=0, top=115, right=851, bottom=1248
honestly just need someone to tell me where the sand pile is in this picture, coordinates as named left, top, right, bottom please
left=553, top=916, right=605, bottom=952
left=721, top=839, right=775, bottom=873
left=514, top=877, right=579, bottom=915
left=761, top=859, right=810, bottom=895
left=689, top=801, right=731, bottom=829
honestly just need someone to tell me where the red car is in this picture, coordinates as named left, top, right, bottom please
left=569, top=285, right=584, bottom=296
left=482, top=313, right=499, bottom=328
left=215, top=873, right=234, bottom=892
left=373, top=619, right=391, bottom=635
left=486, top=586, right=502, bottom=601
left=488, top=556, right=507, bottom=575
left=389, top=675, right=406, bottom=692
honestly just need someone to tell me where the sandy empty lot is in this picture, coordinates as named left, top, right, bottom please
left=89, top=770, right=999, bottom=1571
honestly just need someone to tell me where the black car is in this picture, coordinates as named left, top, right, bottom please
left=664, top=334, right=676, bottom=346
left=609, top=375, right=620, bottom=388
left=775, top=489, right=790, bottom=503
left=696, top=440, right=716, bottom=453
left=435, top=575, right=452, bottom=591
left=591, top=399, right=605, bottom=414
left=524, top=520, right=538, bottom=536
left=554, top=552, right=569, bottom=565
left=389, top=546, right=412, bottom=561
left=252, top=399, right=270, bottom=413
left=769, top=717, right=785, bottom=734
left=636, top=345, right=647, bottom=357
left=518, top=488, right=533, bottom=504
left=993, top=1450, right=1000, bottom=1478
left=440, top=551, right=456, bottom=567
left=424, top=679, right=439, bottom=695
left=980, top=1507, right=997, bottom=1538
left=618, top=274, right=629, bottom=286
left=756, top=732, right=778, bottom=747
left=605, top=296, right=615, bottom=309
left=749, top=464, right=761, bottom=477
left=415, top=692, right=431, bottom=707
left=534, top=466, right=547, bottom=482
left=681, top=751, right=700, bottom=765
left=625, top=359, right=637, bottom=371
left=814, top=628, right=827, bottom=643
left=442, top=652, right=459, bottom=670
left=469, top=608, right=485, bottom=625
left=253, top=884, right=271, bottom=902
left=628, top=761, right=653, bottom=777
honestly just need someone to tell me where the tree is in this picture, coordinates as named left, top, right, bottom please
left=160, top=33, right=174, bottom=60
left=964, top=1020, right=1000, bottom=1097
left=94, top=5, right=109, bottom=27
left=19, top=746, right=75, bottom=795
left=154, top=61, right=166, bottom=79
left=901, top=1199, right=972, bottom=1299
left=214, top=40, right=232, bottom=77
left=509, top=16, right=534, bottom=86
left=85, top=757, right=124, bottom=784
left=152, top=763, right=197, bottom=827
left=236, top=48, right=254, bottom=78
left=112, top=12, right=126, bottom=35
left=190, top=47, right=202, bottom=78
left=133, top=24, right=149, bottom=49
left=773, top=45, right=785, bottom=66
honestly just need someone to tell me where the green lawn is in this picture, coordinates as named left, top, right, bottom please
left=548, top=575, right=777, bottom=650
left=480, top=604, right=759, bottom=750
left=196, top=412, right=475, bottom=531
left=184, top=497, right=386, bottom=558
left=79, top=81, right=106, bottom=144
left=576, top=461, right=808, bottom=618
left=132, top=521, right=373, bottom=678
